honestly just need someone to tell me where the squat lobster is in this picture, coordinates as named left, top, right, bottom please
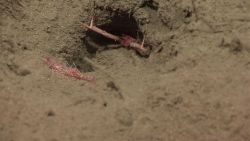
left=81, top=17, right=149, bottom=55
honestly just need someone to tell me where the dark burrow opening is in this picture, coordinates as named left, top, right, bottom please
left=66, top=14, right=145, bottom=73
left=83, top=13, right=144, bottom=54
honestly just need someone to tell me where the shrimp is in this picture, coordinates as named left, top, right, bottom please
left=43, top=56, right=94, bottom=82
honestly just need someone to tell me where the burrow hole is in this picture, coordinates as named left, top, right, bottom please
left=83, top=13, right=144, bottom=54
left=67, top=13, right=144, bottom=73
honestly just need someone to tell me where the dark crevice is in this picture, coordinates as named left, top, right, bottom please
left=183, top=8, right=193, bottom=18
left=141, top=0, right=159, bottom=10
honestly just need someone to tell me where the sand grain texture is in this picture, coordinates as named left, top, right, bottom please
left=0, top=0, right=250, bottom=141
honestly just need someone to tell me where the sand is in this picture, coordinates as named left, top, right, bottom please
left=1, top=0, right=250, bottom=141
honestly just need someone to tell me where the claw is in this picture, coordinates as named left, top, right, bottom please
left=140, top=36, right=145, bottom=49
left=81, top=17, right=148, bottom=55
left=90, top=17, right=94, bottom=28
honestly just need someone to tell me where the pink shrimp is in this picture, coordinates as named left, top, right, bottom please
left=63, top=68, right=95, bottom=82
left=43, top=57, right=65, bottom=73
left=43, top=56, right=94, bottom=82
